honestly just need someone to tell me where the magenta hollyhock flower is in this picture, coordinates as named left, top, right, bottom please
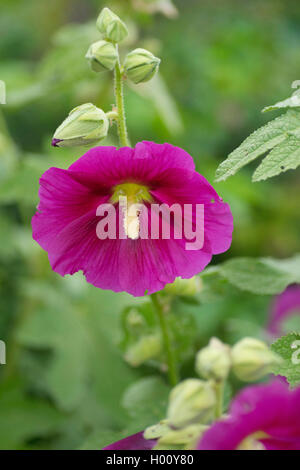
left=103, top=432, right=155, bottom=450
left=32, top=141, right=233, bottom=296
left=268, top=285, right=300, bottom=337
left=198, top=380, right=300, bottom=450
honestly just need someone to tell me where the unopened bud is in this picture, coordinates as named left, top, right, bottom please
left=96, top=7, right=128, bottom=43
left=96, top=7, right=116, bottom=33
left=86, top=40, right=118, bottom=73
left=144, top=420, right=170, bottom=440
left=52, top=103, right=109, bottom=148
left=154, top=424, right=208, bottom=450
left=232, top=337, right=281, bottom=382
left=124, top=48, right=160, bottom=84
left=167, top=379, right=216, bottom=428
left=196, top=338, right=231, bottom=382
left=124, top=333, right=162, bottom=367
left=164, top=276, right=202, bottom=297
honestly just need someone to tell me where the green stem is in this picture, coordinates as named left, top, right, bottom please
left=113, top=47, right=177, bottom=386
left=114, top=45, right=130, bottom=147
left=214, top=381, right=224, bottom=419
left=150, top=293, right=179, bottom=387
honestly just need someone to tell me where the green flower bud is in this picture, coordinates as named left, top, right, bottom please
left=196, top=337, right=231, bottom=382
left=232, top=337, right=282, bottom=382
left=96, top=7, right=116, bottom=33
left=85, top=40, right=118, bottom=73
left=107, top=18, right=128, bottom=43
left=144, top=420, right=170, bottom=440
left=164, top=276, right=202, bottom=297
left=126, top=308, right=144, bottom=328
left=154, top=424, right=208, bottom=451
left=52, top=103, right=109, bottom=148
left=96, top=7, right=128, bottom=43
left=124, top=48, right=160, bottom=84
left=124, top=333, right=162, bottom=367
left=167, top=379, right=216, bottom=428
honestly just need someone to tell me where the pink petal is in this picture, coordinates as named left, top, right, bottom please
left=198, top=380, right=300, bottom=450
left=103, top=432, right=156, bottom=450
left=32, top=143, right=233, bottom=296
left=268, top=285, right=300, bottom=336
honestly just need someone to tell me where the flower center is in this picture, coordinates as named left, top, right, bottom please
left=111, top=182, right=152, bottom=240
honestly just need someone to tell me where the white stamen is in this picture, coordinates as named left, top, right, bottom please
left=126, top=209, right=140, bottom=240
left=120, top=196, right=142, bottom=240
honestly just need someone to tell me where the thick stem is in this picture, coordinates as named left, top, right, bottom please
left=114, top=45, right=130, bottom=147
left=150, top=293, right=179, bottom=387
left=214, top=381, right=224, bottom=419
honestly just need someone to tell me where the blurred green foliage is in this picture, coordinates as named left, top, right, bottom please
left=0, top=0, right=299, bottom=449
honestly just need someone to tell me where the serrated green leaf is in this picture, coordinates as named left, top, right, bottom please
left=262, top=89, right=300, bottom=113
left=217, top=255, right=300, bottom=295
left=288, top=127, right=300, bottom=139
left=271, top=333, right=300, bottom=388
left=215, top=109, right=300, bottom=182
left=253, top=135, right=300, bottom=181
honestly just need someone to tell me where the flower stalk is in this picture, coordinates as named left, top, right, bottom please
left=213, top=381, right=224, bottom=419
left=150, top=293, right=179, bottom=387
left=114, top=45, right=130, bottom=147
left=111, top=36, right=177, bottom=385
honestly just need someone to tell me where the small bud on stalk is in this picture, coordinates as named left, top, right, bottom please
left=96, top=7, right=128, bottom=43
left=124, top=48, right=160, bottom=84
left=52, top=103, right=109, bottom=148
left=86, top=40, right=118, bottom=73
left=164, top=276, right=202, bottom=297
left=232, top=337, right=282, bottom=382
left=167, top=379, right=216, bottom=428
left=196, top=337, right=231, bottom=382
left=124, top=334, right=162, bottom=367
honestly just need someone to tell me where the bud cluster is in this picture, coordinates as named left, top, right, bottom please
left=142, top=336, right=281, bottom=450
left=51, top=7, right=160, bottom=148
left=195, top=336, right=281, bottom=383
left=87, top=8, right=160, bottom=84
